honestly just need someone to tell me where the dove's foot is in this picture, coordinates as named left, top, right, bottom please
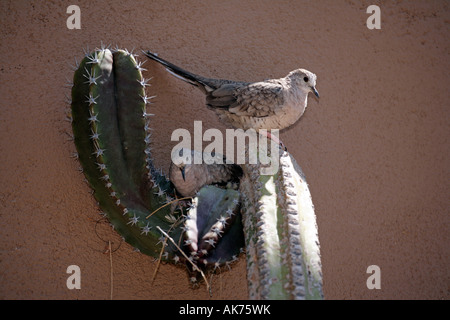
left=260, top=131, right=288, bottom=152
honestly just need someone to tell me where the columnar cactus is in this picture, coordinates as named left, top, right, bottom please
left=69, top=47, right=244, bottom=282
left=69, top=46, right=323, bottom=298
left=239, top=148, right=323, bottom=300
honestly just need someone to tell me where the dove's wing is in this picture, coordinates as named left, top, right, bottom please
left=207, top=163, right=243, bottom=185
left=206, top=81, right=285, bottom=118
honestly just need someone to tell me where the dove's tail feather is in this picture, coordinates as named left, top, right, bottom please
left=144, top=50, right=213, bottom=93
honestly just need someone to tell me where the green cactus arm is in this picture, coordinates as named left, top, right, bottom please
left=240, top=150, right=323, bottom=300
left=70, top=47, right=245, bottom=274
left=71, top=49, right=180, bottom=258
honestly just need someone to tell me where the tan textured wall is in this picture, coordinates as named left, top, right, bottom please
left=0, top=0, right=448, bottom=299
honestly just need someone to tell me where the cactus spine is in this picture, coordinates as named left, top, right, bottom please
left=240, top=148, right=323, bottom=299
left=70, top=47, right=244, bottom=278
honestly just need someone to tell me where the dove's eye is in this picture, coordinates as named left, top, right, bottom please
left=303, top=77, right=309, bottom=82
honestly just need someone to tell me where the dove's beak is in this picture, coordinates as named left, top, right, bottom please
left=181, top=167, right=186, bottom=181
left=311, top=86, right=320, bottom=98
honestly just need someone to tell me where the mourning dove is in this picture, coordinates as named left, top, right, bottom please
left=169, top=148, right=242, bottom=197
left=144, top=50, right=319, bottom=134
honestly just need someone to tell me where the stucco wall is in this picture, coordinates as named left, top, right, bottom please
left=0, top=0, right=448, bottom=299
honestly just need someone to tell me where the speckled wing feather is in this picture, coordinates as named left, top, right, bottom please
left=227, top=81, right=285, bottom=117
left=207, top=162, right=243, bottom=184
left=206, top=80, right=285, bottom=118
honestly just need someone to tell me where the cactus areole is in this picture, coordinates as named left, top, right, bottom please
left=70, top=46, right=323, bottom=299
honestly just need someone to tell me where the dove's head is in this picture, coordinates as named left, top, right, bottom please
left=288, top=69, right=319, bottom=98
left=170, top=147, right=195, bottom=181
left=173, top=162, right=188, bottom=181
left=169, top=159, right=196, bottom=197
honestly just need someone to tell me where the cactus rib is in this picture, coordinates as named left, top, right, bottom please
left=240, top=148, right=323, bottom=300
